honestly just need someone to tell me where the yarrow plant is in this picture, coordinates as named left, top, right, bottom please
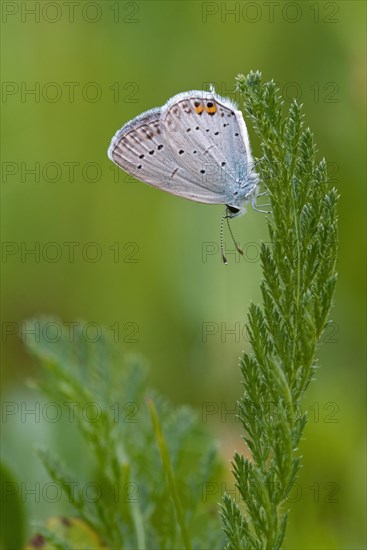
left=220, top=71, right=338, bottom=548
left=20, top=321, right=224, bottom=549
left=4, top=71, right=337, bottom=550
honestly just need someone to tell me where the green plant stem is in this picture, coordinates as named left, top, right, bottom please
left=148, top=399, right=193, bottom=550
left=120, top=463, right=146, bottom=550
left=220, top=71, right=338, bottom=550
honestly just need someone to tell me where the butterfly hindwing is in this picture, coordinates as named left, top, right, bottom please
left=108, top=89, right=258, bottom=207
left=162, top=91, right=256, bottom=202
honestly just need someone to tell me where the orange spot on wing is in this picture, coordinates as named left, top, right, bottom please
left=195, top=104, right=204, bottom=114
left=205, top=104, right=217, bottom=115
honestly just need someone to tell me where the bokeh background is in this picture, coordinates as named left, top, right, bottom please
left=1, top=1, right=366, bottom=548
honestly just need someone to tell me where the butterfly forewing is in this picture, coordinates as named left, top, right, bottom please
left=108, top=107, right=228, bottom=203
left=109, top=108, right=167, bottom=184
left=108, top=89, right=258, bottom=207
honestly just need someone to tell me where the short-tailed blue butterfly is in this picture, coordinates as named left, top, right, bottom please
left=108, top=89, right=264, bottom=262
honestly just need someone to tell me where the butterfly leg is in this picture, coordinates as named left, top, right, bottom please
left=252, top=205, right=272, bottom=214
left=252, top=196, right=272, bottom=214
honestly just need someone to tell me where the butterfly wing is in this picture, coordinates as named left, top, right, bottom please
left=161, top=90, right=258, bottom=207
left=108, top=107, right=229, bottom=204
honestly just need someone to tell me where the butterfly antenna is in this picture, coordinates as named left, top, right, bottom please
left=226, top=216, right=244, bottom=256
left=220, top=210, right=243, bottom=264
left=220, top=214, right=227, bottom=264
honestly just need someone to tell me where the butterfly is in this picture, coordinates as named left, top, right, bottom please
left=108, top=89, right=263, bottom=262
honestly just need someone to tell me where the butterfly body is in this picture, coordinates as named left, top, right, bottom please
left=108, top=90, right=258, bottom=216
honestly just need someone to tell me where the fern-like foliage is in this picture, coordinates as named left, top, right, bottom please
left=220, top=71, right=338, bottom=549
left=22, top=70, right=338, bottom=550
left=24, top=319, right=224, bottom=550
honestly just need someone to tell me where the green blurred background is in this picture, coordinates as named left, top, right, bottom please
left=1, top=1, right=366, bottom=548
